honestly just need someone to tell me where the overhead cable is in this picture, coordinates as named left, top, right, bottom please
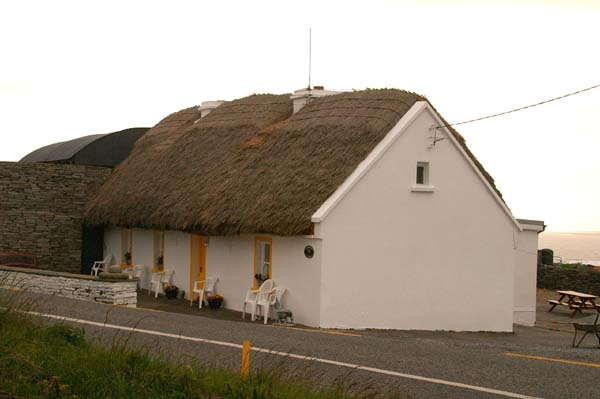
left=435, top=82, right=600, bottom=129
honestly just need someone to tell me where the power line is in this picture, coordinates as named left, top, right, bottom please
left=435, top=82, right=600, bottom=129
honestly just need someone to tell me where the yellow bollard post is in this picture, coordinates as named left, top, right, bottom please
left=241, top=340, right=251, bottom=378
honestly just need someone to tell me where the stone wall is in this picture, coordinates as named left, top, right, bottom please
left=0, top=265, right=137, bottom=306
left=0, top=162, right=111, bottom=273
left=537, top=264, right=600, bottom=296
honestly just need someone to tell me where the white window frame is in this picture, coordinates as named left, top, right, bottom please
left=411, top=161, right=435, bottom=192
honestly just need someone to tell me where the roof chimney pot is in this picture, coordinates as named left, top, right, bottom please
left=197, top=100, right=224, bottom=118
left=290, top=86, right=342, bottom=114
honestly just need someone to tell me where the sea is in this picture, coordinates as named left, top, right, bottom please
left=538, top=231, right=600, bottom=266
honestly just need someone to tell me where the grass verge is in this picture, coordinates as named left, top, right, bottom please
left=0, top=307, right=371, bottom=399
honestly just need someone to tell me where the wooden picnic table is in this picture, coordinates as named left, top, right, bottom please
left=548, top=290, right=600, bottom=317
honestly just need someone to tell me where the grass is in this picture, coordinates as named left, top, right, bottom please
left=0, top=306, right=375, bottom=399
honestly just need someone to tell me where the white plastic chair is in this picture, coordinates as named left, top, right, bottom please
left=242, top=279, right=274, bottom=320
left=190, top=277, right=219, bottom=308
left=150, top=269, right=173, bottom=298
left=128, top=264, right=145, bottom=291
left=131, top=264, right=145, bottom=279
left=253, top=287, right=287, bottom=324
left=91, top=254, right=111, bottom=277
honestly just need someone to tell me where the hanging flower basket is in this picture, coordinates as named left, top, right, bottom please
left=207, top=294, right=224, bottom=310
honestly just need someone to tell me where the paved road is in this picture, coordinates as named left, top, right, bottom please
left=4, top=290, right=600, bottom=399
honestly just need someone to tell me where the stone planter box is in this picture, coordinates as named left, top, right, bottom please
left=0, top=265, right=137, bottom=307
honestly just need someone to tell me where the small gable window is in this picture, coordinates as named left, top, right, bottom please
left=411, top=162, right=434, bottom=192
left=416, top=162, right=429, bottom=185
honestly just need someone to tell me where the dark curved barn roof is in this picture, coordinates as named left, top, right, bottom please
left=20, top=128, right=149, bottom=167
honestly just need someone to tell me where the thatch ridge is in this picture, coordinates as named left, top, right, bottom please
left=85, top=89, right=504, bottom=235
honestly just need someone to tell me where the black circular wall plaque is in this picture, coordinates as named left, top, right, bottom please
left=304, top=245, right=314, bottom=258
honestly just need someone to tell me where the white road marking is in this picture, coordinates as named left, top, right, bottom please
left=24, top=310, right=542, bottom=399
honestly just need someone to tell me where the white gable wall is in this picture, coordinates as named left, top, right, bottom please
left=513, top=223, right=543, bottom=326
left=317, top=105, right=517, bottom=331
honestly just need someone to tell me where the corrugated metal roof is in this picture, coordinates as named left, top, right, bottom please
left=19, top=128, right=149, bottom=167
left=20, top=134, right=106, bottom=163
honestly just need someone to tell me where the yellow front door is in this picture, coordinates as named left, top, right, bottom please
left=189, top=234, right=206, bottom=301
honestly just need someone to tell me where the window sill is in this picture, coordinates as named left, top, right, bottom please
left=411, top=185, right=435, bottom=192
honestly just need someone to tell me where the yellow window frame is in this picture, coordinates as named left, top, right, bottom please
left=152, top=230, right=165, bottom=272
left=253, top=236, right=272, bottom=289
left=120, top=228, right=134, bottom=269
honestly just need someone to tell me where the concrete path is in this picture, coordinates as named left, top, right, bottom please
left=3, top=289, right=600, bottom=399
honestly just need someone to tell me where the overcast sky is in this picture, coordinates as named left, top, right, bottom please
left=1, top=0, right=599, bottom=232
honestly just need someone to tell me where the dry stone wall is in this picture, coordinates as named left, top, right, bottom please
left=0, top=266, right=137, bottom=306
left=0, top=162, right=110, bottom=273
left=537, top=263, right=600, bottom=296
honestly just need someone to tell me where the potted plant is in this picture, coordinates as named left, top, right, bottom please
left=156, top=254, right=164, bottom=269
left=164, top=284, right=179, bottom=299
left=124, top=252, right=132, bottom=266
left=254, top=273, right=268, bottom=285
left=207, top=294, right=224, bottom=310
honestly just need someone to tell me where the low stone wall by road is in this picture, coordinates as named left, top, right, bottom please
left=537, top=264, right=600, bottom=296
left=0, top=265, right=137, bottom=306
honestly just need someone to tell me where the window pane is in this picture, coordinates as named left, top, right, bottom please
left=264, top=243, right=270, bottom=262
left=416, top=166, right=424, bottom=184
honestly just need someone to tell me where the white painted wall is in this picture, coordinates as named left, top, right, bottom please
left=163, top=230, right=191, bottom=295
left=103, top=225, right=120, bottom=268
left=513, top=224, right=542, bottom=326
left=104, top=226, right=322, bottom=326
left=132, top=229, right=153, bottom=289
left=317, top=105, right=517, bottom=331
left=205, top=235, right=322, bottom=326
left=104, top=226, right=161, bottom=291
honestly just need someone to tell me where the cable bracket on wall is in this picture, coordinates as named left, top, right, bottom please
left=428, top=125, right=446, bottom=148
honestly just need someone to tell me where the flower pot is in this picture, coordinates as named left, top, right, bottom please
left=208, top=298, right=223, bottom=309
left=165, top=288, right=178, bottom=299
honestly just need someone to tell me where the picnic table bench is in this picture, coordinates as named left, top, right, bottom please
left=548, top=290, right=600, bottom=317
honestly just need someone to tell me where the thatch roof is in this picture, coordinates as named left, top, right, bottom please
left=85, top=89, right=503, bottom=235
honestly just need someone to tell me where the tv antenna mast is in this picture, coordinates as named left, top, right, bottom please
left=308, top=28, right=312, bottom=90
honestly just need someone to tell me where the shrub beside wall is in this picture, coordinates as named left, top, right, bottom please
left=537, top=263, right=600, bottom=296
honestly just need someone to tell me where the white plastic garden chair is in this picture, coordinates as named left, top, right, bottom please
left=150, top=269, right=173, bottom=298
left=128, top=264, right=145, bottom=291
left=130, top=264, right=145, bottom=279
left=190, top=276, right=219, bottom=308
left=242, top=279, right=274, bottom=320
left=253, top=287, right=287, bottom=324
left=91, top=254, right=111, bottom=277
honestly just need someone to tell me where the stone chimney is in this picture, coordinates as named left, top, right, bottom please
left=198, top=100, right=224, bottom=118
left=290, top=86, right=340, bottom=114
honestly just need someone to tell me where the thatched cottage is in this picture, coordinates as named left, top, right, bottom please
left=85, top=88, right=543, bottom=331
